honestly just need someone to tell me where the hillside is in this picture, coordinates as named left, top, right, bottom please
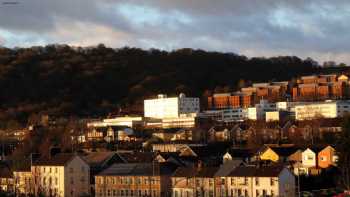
left=0, top=44, right=346, bottom=126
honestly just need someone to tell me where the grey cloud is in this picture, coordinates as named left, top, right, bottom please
left=1, top=0, right=350, bottom=63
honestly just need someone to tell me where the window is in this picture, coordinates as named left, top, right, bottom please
left=107, top=189, right=111, bottom=196
left=263, top=189, right=267, bottom=196
left=244, top=177, right=248, bottom=185
left=271, top=190, right=275, bottom=197
left=320, top=156, right=327, bottom=161
left=238, top=189, right=242, bottom=196
left=231, top=178, right=235, bottom=185
left=55, top=167, right=58, bottom=173
left=256, top=190, right=260, bottom=196
left=221, top=178, right=225, bottom=185
left=209, top=191, right=214, bottom=197
left=55, top=177, right=58, bottom=185
left=43, top=167, right=46, bottom=173
left=255, top=177, right=260, bottom=186
left=49, top=168, right=52, bottom=173
left=244, top=190, right=248, bottom=197
left=270, top=178, right=275, bottom=186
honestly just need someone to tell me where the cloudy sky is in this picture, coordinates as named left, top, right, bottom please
left=0, top=0, right=350, bottom=63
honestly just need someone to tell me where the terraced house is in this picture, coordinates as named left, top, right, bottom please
left=95, top=162, right=176, bottom=197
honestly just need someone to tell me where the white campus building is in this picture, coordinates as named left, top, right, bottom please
left=294, top=100, right=350, bottom=120
left=199, top=108, right=248, bottom=122
left=144, top=93, right=200, bottom=119
left=247, top=100, right=277, bottom=120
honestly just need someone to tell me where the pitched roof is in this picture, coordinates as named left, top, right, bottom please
left=228, top=165, right=286, bottom=177
left=32, top=153, right=77, bottom=166
left=172, top=166, right=219, bottom=178
left=0, top=162, right=12, bottom=178
left=117, top=152, right=155, bottom=163
left=83, top=152, right=122, bottom=167
left=227, top=148, right=256, bottom=159
left=215, top=162, right=240, bottom=177
left=97, top=162, right=177, bottom=176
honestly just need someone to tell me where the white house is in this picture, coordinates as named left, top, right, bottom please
left=226, top=165, right=295, bottom=197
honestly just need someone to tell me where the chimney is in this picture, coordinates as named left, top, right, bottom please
left=197, top=160, right=203, bottom=171
left=30, top=153, right=41, bottom=166
left=50, top=147, right=61, bottom=158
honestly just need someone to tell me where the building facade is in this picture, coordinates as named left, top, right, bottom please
left=144, top=94, right=200, bottom=119
left=32, top=153, right=90, bottom=197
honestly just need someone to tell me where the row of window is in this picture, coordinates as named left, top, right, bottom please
left=228, top=177, right=275, bottom=186
left=97, top=177, right=158, bottom=185
left=99, top=189, right=159, bottom=197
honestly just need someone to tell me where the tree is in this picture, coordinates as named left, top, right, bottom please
left=336, top=115, right=350, bottom=190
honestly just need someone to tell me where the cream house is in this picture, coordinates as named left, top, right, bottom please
left=13, top=168, right=33, bottom=195
left=226, top=165, right=295, bottom=197
left=302, top=148, right=316, bottom=168
left=31, top=153, right=90, bottom=197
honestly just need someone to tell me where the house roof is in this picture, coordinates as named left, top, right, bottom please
left=97, top=162, right=177, bottom=176
left=215, top=162, right=241, bottom=177
left=0, top=162, right=12, bottom=178
left=268, top=146, right=299, bottom=157
left=227, top=148, right=256, bottom=159
left=32, top=153, right=77, bottom=166
left=83, top=152, right=122, bottom=167
left=117, top=152, right=155, bottom=163
left=172, top=166, right=219, bottom=178
left=228, top=165, right=286, bottom=177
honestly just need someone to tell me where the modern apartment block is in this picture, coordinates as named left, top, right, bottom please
left=294, top=100, right=350, bottom=120
left=144, top=93, right=200, bottom=119
left=292, top=74, right=350, bottom=101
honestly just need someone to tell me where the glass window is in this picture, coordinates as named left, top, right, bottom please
left=255, top=177, right=259, bottom=186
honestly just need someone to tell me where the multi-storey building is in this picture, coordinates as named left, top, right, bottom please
left=31, top=153, right=90, bottom=197
left=208, top=93, right=253, bottom=109
left=247, top=100, right=277, bottom=120
left=95, top=163, right=175, bottom=197
left=144, top=94, right=200, bottom=119
left=294, top=100, right=350, bottom=120
left=292, top=74, right=350, bottom=101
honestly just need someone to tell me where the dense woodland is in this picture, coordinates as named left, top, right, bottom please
left=0, top=44, right=348, bottom=127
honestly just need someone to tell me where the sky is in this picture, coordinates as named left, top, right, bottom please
left=0, top=0, right=350, bottom=64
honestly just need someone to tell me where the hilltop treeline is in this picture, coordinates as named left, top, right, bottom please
left=0, top=44, right=344, bottom=126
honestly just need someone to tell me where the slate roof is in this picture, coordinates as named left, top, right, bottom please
left=83, top=152, right=122, bottom=167
left=117, top=152, right=155, bottom=163
left=228, top=165, right=286, bottom=177
left=98, top=162, right=177, bottom=176
left=172, top=166, right=219, bottom=178
left=0, top=162, right=12, bottom=178
left=32, top=153, right=77, bottom=166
